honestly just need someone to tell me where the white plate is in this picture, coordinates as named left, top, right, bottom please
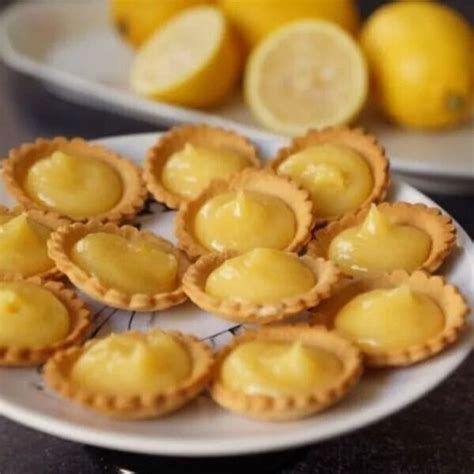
left=0, top=131, right=472, bottom=457
left=1, top=0, right=473, bottom=193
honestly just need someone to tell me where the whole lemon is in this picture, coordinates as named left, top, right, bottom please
left=361, top=2, right=473, bottom=129
left=219, top=0, right=359, bottom=48
left=110, top=0, right=215, bottom=47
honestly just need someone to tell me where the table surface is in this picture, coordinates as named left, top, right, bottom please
left=0, top=2, right=473, bottom=471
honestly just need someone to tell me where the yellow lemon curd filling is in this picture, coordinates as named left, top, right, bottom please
left=334, top=286, right=445, bottom=352
left=0, top=282, right=69, bottom=348
left=23, top=151, right=123, bottom=219
left=161, top=143, right=252, bottom=199
left=70, top=332, right=192, bottom=395
left=278, top=144, right=373, bottom=218
left=328, top=205, right=431, bottom=276
left=0, top=214, right=54, bottom=276
left=205, top=248, right=315, bottom=304
left=220, top=340, right=342, bottom=396
left=194, top=190, right=296, bottom=253
left=70, top=232, right=179, bottom=295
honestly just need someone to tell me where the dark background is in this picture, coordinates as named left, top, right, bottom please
left=0, top=1, right=473, bottom=473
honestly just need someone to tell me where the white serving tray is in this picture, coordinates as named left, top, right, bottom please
left=0, top=131, right=472, bottom=457
left=0, top=0, right=473, bottom=193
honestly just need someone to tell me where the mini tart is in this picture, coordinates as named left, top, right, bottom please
left=312, top=270, right=468, bottom=367
left=3, top=137, right=147, bottom=223
left=43, top=329, right=214, bottom=419
left=307, top=202, right=456, bottom=276
left=0, top=205, right=68, bottom=280
left=183, top=251, right=341, bottom=324
left=48, top=221, right=190, bottom=311
left=211, top=325, right=363, bottom=421
left=0, top=276, right=90, bottom=366
left=176, top=169, right=315, bottom=259
left=269, top=127, right=390, bottom=225
left=143, top=124, right=260, bottom=209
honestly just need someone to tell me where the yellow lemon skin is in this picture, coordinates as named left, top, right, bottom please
left=219, top=0, right=359, bottom=49
left=361, top=2, right=473, bottom=129
left=110, top=0, right=215, bottom=47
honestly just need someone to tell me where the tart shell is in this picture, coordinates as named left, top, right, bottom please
left=43, top=329, right=215, bottom=419
left=312, top=270, right=468, bottom=367
left=0, top=205, right=69, bottom=281
left=307, top=202, right=457, bottom=275
left=47, top=221, right=190, bottom=311
left=3, top=137, right=147, bottom=223
left=211, top=325, right=363, bottom=421
left=143, top=124, right=261, bottom=209
left=176, top=169, right=316, bottom=259
left=269, top=127, right=390, bottom=226
left=0, top=276, right=91, bottom=366
left=183, top=253, right=341, bottom=324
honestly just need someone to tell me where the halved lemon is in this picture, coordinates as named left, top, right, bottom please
left=244, top=21, right=368, bottom=136
left=130, top=6, right=241, bottom=107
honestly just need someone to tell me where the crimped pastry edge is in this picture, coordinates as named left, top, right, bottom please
left=143, top=124, right=261, bottom=209
left=210, top=324, right=363, bottom=421
left=312, top=269, right=468, bottom=367
left=175, top=169, right=316, bottom=259
left=3, top=136, right=147, bottom=223
left=47, top=221, right=190, bottom=311
left=43, top=329, right=214, bottom=419
left=268, top=126, right=390, bottom=226
left=307, top=201, right=457, bottom=276
left=183, top=252, right=341, bottom=324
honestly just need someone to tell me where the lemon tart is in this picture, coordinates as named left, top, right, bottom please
left=48, top=222, right=190, bottom=311
left=0, top=205, right=67, bottom=280
left=176, top=169, right=315, bottom=259
left=3, top=137, right=147, bottom=222
left=313, top=270, right=467, bottom=367
left=270, top=127, right=389, bottom=224
left=211, top=325, right=362, bottom=420
left=183, top=248, right=340, bottom=323
left=308, top=202, right=456, bottom=277
left=143, top=125, right=260, bottom=208
left=0, top=277, right=90, bottom=366
left=44, top=329, right=214, bottom=418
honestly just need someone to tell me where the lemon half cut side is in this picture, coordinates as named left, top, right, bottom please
left=245, top=20, right=368, bottom=136
left=131, top=6, right=241, bottom=107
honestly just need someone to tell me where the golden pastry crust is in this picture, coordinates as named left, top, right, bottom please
left=269, top=127, right=390, bottom=226
left=47, top=221, right=190, bottom=311
left=307, top=202, right=457, bottom=275
left=0, top=276, right=90, bottom=366
left=143, top=124, right=261, bottom=209
left=183, top=253, right=341, bottom=324
left=0, top=205, right=69, bottom=280
left=43, top=329, right=214, bottom=419
left=312, top=270, right=468, bottom=367
left=3, top=137, right=147, bottom=223
left=211, top=325, right=363, bottom=421
left=176, top=169, right=316, bottom=259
